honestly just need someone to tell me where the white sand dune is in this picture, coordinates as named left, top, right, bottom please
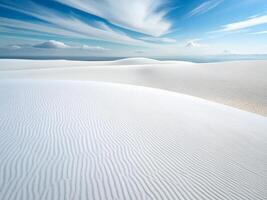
left=109, top=57, right=160, bottom=65
left=0, top=58, right=162, bottom=71
left=0, top=59, right=266, bottom=115
left=0, top=58, right=175, bottom=70
left=0, top=59, right=107, bottom=70
left=0, top=80, right=266, bottom=200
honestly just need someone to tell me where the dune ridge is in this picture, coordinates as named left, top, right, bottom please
left=0, top=80, right=266, bottom=200
left=0, top=59, right=266, bottom=115
left=109, top=57, right=160, bottom=65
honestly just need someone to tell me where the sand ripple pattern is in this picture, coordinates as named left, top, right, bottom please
left=0, top=80, right=266, bottom=200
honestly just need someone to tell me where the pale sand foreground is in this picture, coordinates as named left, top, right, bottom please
left=0, top=59, right=266, bottom=115
left=0, top=80, right=266, bottom=200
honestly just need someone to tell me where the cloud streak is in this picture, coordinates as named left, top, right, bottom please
left=81, top=45, right=109, bottom=51
left=250, top=30, right=267, bottom=34
left=221, top=15, right=267, bottom=32
left=187, top=0, right=223, bottom=18
left=140, top=37, right=177, bottom=43
left=54, top=0, right=172, bottom=37
left=0, top=1, right=152, bottom=47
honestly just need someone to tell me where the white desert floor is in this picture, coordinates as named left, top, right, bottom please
left=0, top=59, right=267, bottom=200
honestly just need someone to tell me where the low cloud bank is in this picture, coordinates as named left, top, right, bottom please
left=4, top=40, right=109, bottom=52
left=33, top=40, right=70, bottom=49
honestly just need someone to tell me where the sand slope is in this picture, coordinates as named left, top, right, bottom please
left=0, top=59, right=266, bottom=115
left=0, top=80, right=266, bottom=200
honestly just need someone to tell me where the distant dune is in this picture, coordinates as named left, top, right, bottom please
left=0, top=59, right=106, bottom=70
left=0, top=59, right=266, bottom=115
left=0, top=80, right=266, bottom=200
left=109, top=57, right=160, bottom=65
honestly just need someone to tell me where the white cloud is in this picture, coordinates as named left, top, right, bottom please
left=187, top=0, right=223, bottom=18
left=250, top=30, right=267, bottom=35
left=186, top=41, right=198, bottom=48
left=160, top=38, right=177, bottom=43
left=81, top=45, right=109, bottom=51
left=185, top=39, right=203, bottom=48
left=54, top=0, right=172, bottom=36
left=222, top=50, right=232, bottom=54
left=33, top=40, right=70, bottom=49
left=4, top=40, right=110, bottom=52
left=141, top=37, right=177, bottom=43
left=7, top=45, right=22, bottom=50
left=221, top=15, right=267, bottom=32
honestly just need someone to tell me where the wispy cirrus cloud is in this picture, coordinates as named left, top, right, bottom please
left=0, top=1, right=151, bottom=47
left=54, top=0, right=172, bottom=37
left=250, top=30, right=267, bottom=34
left=221, top=15, right=267, bottom=32
left=0, top=17, right=86, bottom=39
left=81, top=45, right=110, bottom=51
left=187, top=0, right=223, bottom=18
left=140, top=37, right=177, bottom=43
left=6, top=45, right=22, bottom=50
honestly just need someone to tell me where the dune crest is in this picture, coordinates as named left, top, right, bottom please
left=110, top=57, right=160, bottom=65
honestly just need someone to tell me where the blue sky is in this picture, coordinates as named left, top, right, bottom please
left=0, top=0, right=267, bottom=59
